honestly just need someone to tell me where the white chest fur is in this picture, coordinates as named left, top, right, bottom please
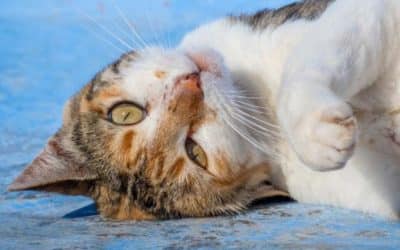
left=181, top=0, right=400, bottom=219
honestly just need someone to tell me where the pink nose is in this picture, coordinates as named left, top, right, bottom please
left=178, top=73, right=202, bottom=93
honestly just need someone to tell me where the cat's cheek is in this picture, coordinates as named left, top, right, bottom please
left=207, top=152, right=235, bottom=178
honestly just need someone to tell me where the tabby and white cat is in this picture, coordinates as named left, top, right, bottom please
left=9, top=0, right=400, bottom=220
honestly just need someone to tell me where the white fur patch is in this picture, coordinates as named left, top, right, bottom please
left=181, top=0, right=400, bottom=219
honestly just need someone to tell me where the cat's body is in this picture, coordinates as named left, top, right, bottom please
left=181, top=0, right=400, bottom=218
left=9, top=0, right=400, bottom=220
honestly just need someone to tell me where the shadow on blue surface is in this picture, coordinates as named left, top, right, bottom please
left=63, top=203, right=98, bottom=219
left=61, top=196, right=294, bottom=220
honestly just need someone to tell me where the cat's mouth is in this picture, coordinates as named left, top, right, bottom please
left=186, top=49, right=223, bottom=78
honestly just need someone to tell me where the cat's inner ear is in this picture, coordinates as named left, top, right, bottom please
left=8, top=134, right=98, bottom=195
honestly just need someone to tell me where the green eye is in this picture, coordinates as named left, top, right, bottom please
left=108, top=102, right=146, bottom=125
left=185, top=138, right=208, bottom=169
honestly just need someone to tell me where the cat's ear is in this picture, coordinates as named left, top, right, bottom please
left=8, top=134, right=98, bottom=195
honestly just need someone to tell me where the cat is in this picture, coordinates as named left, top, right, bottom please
left=8, top=0, right=400, bottom=220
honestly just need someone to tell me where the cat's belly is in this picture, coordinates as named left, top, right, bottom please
left=278, top=108, right=400, bottom=219
left=275, top=51, right=400, bottom=219
left=280, top=142, right=400, bottom=219
left=352, top=61, right=400, bottom=154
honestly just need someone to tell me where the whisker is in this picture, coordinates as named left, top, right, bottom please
left=222, top=97, right=282, bottom=138
left=108, top=16, right=139, bottom=49
left=144, top=11, right=165, bottom=50
left=222, top=89, right=260, bottom=95
left=165, top=24, right=173, bottom=49
left=220, top=98, right=279, bottom=133
left=76, top=8, right=135, bottom=51
left=206, top=78, right=284, bottom=159
left=79, top=21, right=127, bottom=54
left=231, top=102, right=267, bottom=115
left=231, top=106, right=280, bottom=130
left=220, top=114, right=269, bottom=153
left=214, top=90, right=279, bottom=157
left=229, top=99, right=270, bottom=111
left=113, top=3, right=149, bottom=49
left=224, top=94, right=266, bottom=100
left=230, top=113, right=281, bottom=139
left=222, top=89, right=252, bottom=94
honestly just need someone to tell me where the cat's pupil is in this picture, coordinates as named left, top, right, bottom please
left=123, top=112, right=131, bottom=121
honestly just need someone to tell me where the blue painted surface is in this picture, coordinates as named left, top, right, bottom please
left=0, top=1, right=399, bottom=249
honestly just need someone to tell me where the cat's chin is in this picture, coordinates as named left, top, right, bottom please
left=185, top=47, right=225, bottom=76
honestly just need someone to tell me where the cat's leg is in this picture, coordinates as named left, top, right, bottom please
left=278, top=0, right=390, bottom=171
left=279, top=79, right=359, bottom=171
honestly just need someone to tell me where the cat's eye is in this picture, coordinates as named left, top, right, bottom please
left=108, top=102, right=146, bottom=125
left=185, top=138, right=208, bottom=169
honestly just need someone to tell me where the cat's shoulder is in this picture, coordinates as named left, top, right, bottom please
left=230, top=0, right=335, bottom=30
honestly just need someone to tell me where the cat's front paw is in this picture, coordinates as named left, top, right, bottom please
left=292, top=103, right=358, bottom=171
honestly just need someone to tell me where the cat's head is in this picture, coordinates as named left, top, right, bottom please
left=9, top=47, right=284, bottom=220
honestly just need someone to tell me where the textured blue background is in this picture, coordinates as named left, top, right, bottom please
left=0, top=1, right=399, bottom=249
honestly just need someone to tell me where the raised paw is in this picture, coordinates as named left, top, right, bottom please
left=291, top=103, right=358, bottom=171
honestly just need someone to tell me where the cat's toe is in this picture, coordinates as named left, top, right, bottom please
left=294, top=103, right=358, bottom=171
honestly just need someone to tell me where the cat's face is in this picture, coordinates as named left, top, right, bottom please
left=9, top=47, right=283, bottom=220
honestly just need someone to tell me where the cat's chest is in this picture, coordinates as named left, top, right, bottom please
left=350, top=62, right=400, bottom=156
left=181, top=18, right=310, bottom=105
left=350, top=55, right=400, bottom=111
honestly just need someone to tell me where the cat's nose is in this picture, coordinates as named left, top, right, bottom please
left=177, top=72, right=202, bottom=94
